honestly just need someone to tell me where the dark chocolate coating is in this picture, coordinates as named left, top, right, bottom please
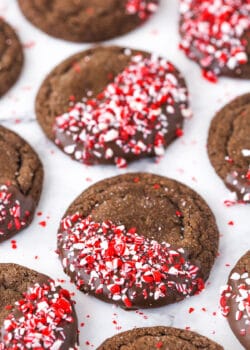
left=0, top=125, right=43, bottom=241
left=57, top=173, right=219, bottom=309
left=0, top=263, right=79, bottom=349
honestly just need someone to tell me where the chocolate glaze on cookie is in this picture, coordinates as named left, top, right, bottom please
left=0, top=263, right=79, bottom=349
left=18, top=0, right=158, bottom=43
left=220, top=251, right=250, bottom=349
left=179, top=0, right=250, bottom=82
left=97, top=326, right=224, bottom=349
left=57, top=173, right=219, bottom=310
left=36, top=46, right=191, bottom=168
left=208, top=93, right=250, bottom=203
left=0, top=18, right=23, bottom=96
left=0, top=126, right=43, bottom=241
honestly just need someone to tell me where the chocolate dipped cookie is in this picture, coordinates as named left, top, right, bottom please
left=97, top=326, right=223, bottom=349
left=57, top=173, right=219, bottom=310
left=220, top=251, right=250, bottom=349
left=0, top=125, right=43, bottom=242
left=36, top=46, right=191, bottom=168
left=18, top=0, right=158, bottom=42
left=208, top=93, right=250, bottom=203
left=0, top=263, right=79, bottom=349
left=0, top=18, right=23, bottom=97
left=179, top=0, right=250, bottom=82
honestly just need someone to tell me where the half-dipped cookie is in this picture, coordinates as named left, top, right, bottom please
left=220, top=251, right=250, bottom=349
left=18, top=0, right=158, bottom=42
left=0, top=263, right=79, bottom=349
left=208, top=94, right=250, bottom=203
left=57, top=173, right=219, bottom=310
left=0, top=125, right=43, bottom=242
left=36, top=46, right=191, bottom=168
left=0, top=18, right=23, bottom=97
left=97, top=326, right=223, bottom=349
left=179, top=0, right=250, bottom=82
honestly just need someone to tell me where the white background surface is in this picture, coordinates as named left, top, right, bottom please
left=0, top=1, right=249, bottom=349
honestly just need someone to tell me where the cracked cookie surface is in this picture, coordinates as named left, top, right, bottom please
left=0, top=126, right=43, bottom=241
left=97, top=326, right=223, bottom=349
left=18, top=0, right=158, bottom=42
left=208, top=93, right=250, bottom=202
left=0, top=18, right=23, bottom=97
left=57, top=173, right=219, bottom=309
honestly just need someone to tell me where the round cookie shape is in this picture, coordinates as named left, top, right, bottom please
left=179, top=0, right=250, bottom=82
left=0, top=125, right=43, bottom=242
left=220, top=251, right=250, bottom=349
left=18, top=0, right=159, bottom=43
left=0, top=18, right=23, bottom=97
left=0, top=263, right=79, bottom=349
left=97, top=326, right=224, bottom=349
left=36, top=46, right=191, bottom=168
left=57, top=173, right=219, bottom=310
left=208, top=93, right=250, bottom=203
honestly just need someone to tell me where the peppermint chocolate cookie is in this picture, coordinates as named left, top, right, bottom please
left=18, top=0, right=158, bottom=42
left=36, top=46, right=191, bottom=168
left=179, top=0, right=250, bottom=82
left=208, top=94, right=250, bottom=203
left=97, top=326, right=223, bottom=349
left=0, top=18, right=23, bottom=97
left=0, top=263, right=79, bottom=349
left=220, top=251, right=250, bottom=349
left=57, top=173, right=219, bottom=310
left=0, top=125, right=43, bottom=242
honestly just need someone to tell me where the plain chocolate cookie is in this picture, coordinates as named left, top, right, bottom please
left=36, top=46, right=191, bottom=168
left=0, top=125, right=43, bottom=242
left=208, top=93, right=250, bottom=203
left=0, top=263, right=79, bottom=349
left=0, top=18, right=23, bottom=97
left=57, top=173, right=219, bottom=310
left=220, top=251, right=250, bottom=349
left=18, top=0, right=159, bottom=42
left=179, top=0, right=250, bottom=82
left=97, top=326, right=223, bottom=349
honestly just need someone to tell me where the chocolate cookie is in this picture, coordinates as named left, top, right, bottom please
left=0, top=263, right=79, bottom=349
left=179, top=0, right=250, bottom=82
left=97, top=326, right=223, bottom=349
left=207, top=93, right=250, bottom=203
left=57, top=173, right=219, bottom=310
left=18, top=0, right=158, bottom=43
left=36, top=46, right=191, bottom=168
left=0, top=18, right=23, bottom=97
left=0, top=125, right=43, bottom=242
left=220, top=251, right=250, bottom=349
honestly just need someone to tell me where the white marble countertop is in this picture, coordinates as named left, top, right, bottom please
left=0, top=1, right=249, bottom=349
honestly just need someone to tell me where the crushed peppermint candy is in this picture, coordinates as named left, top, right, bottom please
left=126, top=0, right=158, bottom=19
left=0, top=282, right=77, bottom=350
left=58, top=214, right=204, bottom=309
left=179, top=0, right=250, bottom=81
left=0, top=185, right=32, bottom=236
left=55, top=54, right=190, bottom=168
left=220, top=270, right=250, bottom=336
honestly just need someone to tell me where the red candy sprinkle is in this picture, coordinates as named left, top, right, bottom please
left=0, top=282, right=78, bottom=350
left=180, top=0, right=250, bottom=80
left=55, top=53, right=190, bottom=168
left=58, top=214, right=204, bottom=308
left=0, top=185, right=30, bottom=236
